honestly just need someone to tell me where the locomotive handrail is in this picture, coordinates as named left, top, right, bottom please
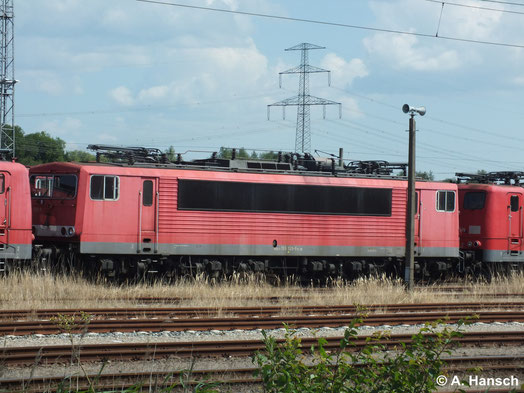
left=508, top=205, right=512, bottom=253
left=6, top=186, right=10, bottom=245
left=155, top=190, right=159, bottom=254
left=418, top=200, right=423, bottom=254
left=519, top=206, right=522, bottom=239
left=138, top=190, right=142, bottom=254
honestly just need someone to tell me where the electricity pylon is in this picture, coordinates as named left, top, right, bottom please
left=268, top=43, right=341, bottom=153
left=0, top=0, right=15, bottom=158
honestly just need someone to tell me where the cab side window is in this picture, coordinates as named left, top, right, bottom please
left=91, top=175, right=119, bottom=200
left=436, top=190, right=455, bottom=212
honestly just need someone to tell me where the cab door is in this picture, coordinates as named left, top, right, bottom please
left=507, top=193, right=522, bottom=253
left=0, top=173, right=9, bottom=250
left=139, top=178, right=158, bottom=253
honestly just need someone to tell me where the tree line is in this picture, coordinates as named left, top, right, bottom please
left=11, top=125, right=177, bottom=166
left=8, top=126, right=479, bottom=181
left=12, top=125, right=95, bottom=166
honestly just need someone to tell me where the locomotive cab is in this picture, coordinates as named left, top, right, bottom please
left=30, top=163, right=80, bottom=243
left=0, top=161, right=32, bottom=269
left=456, top=170, right=524, bottom=273
left=459, top=184, right=524, bottom=266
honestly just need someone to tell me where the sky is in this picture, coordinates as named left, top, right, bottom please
left=14, top=0, right=524, bottom=179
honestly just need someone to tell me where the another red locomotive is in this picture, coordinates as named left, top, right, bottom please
left=0, top=160, right=32, bottom=271
left=29, top=146, right=459, bottom=280
left=457, top=172, right=524, bottom=273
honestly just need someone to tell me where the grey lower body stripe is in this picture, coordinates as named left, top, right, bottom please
left=80, top=242, right=458, bottom=259
left=483, top=249, right=524, bottom=263
left=0, top=244, right=32, bottom=260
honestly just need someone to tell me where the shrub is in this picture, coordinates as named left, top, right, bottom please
left=253, top=318, right=464, bottom=393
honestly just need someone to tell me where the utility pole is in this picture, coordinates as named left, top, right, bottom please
left=402, top=104, right=426, bottom=290
left=267, top=43, right=341, bottom=153
left=0, top=0, right=15, bottom=159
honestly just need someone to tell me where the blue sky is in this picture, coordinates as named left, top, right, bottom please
left=15, top=0, right=524, bottom=179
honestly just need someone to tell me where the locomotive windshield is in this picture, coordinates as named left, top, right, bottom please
left=30, top=174, right=77, bottom=199
left=463, top=191, right=486, bottom=210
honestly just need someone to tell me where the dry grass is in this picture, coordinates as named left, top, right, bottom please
left=0, top=271, right=523, bottom=311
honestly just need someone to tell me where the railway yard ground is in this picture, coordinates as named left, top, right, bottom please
left=1, top=272, right=524, bottom=392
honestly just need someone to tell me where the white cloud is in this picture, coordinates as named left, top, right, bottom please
left=321, top=54, right=368, bottom=87
left=369, top=0, right=503, bottom=39
left=513, top=76, right=524, bottom=86
left=138, top=85, right=170, bottom=101
left=364, top=32, right=461, bottom=71
left=108, top=42, right=273, bottom=107
left=438, top=0, right=503, bottom=41
left=18, top=70, right=64, bottom=95
left=40, top=117, right=83, bottom=137
left=365, top=0, right=520, bottom=72
left=109, top=86, right=135, bottom=106
left=97, top=133, right=118, bottom=143
left=339, top=96, right=363, bottom=119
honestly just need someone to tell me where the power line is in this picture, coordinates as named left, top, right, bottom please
left=426, top=0, right=524, bottom=15
left=136, top=0, right=524, bottom=49
left=478, top=0, right=524, bottom=7
left=332, top=85, right=524, bottom=145
left=339, top=104, right=524, bottom=152
left=17, top=91, right=279, bottom=118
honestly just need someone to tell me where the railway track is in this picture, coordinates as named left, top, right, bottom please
left=9, top=292, right=523, bottom=306
left=2, top=330, right=523, bottom=366
left=1, top=354, right=522, bottom=392
left=1, top=310, right=524, bottom=336
left=1, top=301, right=524, bottom=320
left=121, top=292, right=524, bottom=302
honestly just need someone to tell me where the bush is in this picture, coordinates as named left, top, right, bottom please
left=253, top=318, right=464, bottom=393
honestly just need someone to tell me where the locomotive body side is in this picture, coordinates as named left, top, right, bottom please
left=459, top=183, right=524, bottom=264
left=74, top=165, right=406, bottom=257
left=0, top=161, right=32, bottom=263
left=31, top=161, right=460, bottom=279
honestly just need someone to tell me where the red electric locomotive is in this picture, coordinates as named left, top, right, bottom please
left=457, top=172, right=524, bottom=273
left=30, top=146, right=460, bottom=280
left=0, top=160, right=32, bottom=271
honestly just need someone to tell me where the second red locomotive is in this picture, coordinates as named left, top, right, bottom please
left=457, top=172, right=524, bottom=274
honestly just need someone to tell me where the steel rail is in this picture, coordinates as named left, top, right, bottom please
left=2, top=331, right=524, bottom=366
left=1, top=301, right=524, bottom=320
left=1, top=310, right=524, bottom=336
left=1, top=355, right=524, bottom=393
left=4, top=292, right=523, bottom=306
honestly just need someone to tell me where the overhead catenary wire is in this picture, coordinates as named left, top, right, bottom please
left=17, top=91, right=281, bottom=118
left=330, top=85, right=524, bottom=145
left=426, top=0, right=524, bottom=15
left=477, top=0, right=524, bottom=7
left=136, top=0, right=524, bottom=49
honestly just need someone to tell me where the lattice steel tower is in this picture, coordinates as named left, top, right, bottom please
left=0, top=0, right=15, bottom=158
left=268, top=43, right=341, bottom=153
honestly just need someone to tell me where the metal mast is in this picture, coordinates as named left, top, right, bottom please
left=268, top=43, right=341, bottom=153
left=0, top=0, right=14, bottom=158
